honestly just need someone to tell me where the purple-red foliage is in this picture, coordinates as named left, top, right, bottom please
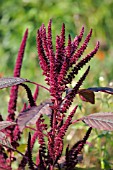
left=0, top=20, right=99, bottom=169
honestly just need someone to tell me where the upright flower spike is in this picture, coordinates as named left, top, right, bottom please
left=46, top=20, right=58, bottom=98
left=59, top=23, right=65, bottom=59
left=7, top=28, right=28, bottom=119
left=61, top=66, right=90, bottom=113
left=37, top=29, right=50, bottom=77
left=54, top=106, right=78, bottom=159
left=41, top=24, right=50, bottom=59
left=70, top=29, right=93, bottom=65
left=57, top=34, right=71, bottom=86
left=67, top=34, right=72, bottom=58
left=55, top=35, right=61, bottom=70
left=65, top=26, right=84, bottom=57
left=78, top=26, right=85, bottom=41
left=60, top=23, right=65, bottom=51
left=36, top=116, right=47, bottom=155
left=63, top=41, right=100, bottom=85
left=14, top=29, right=28, bottom=77
left=55, top=24, right=66, bottom=76
left=47, top=19, right=54, bottom=54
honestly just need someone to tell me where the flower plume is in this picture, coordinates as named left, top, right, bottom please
left=36, top=19, right=99, bottom=169
left=0, top=19, right=100, bottom=170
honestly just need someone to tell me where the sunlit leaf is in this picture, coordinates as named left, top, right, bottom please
left=78, top=89, right=95, bottom=104
left=0, top=77, right=28, bottom=89
left=83, top=112, right=113, bottom=131
left=0, top=121, right=16, bottom=131
left=17, top=144, right=27, bottom=153
left=17, top=99, right=52, bottom=131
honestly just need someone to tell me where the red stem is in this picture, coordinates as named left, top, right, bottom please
left=72, top=118, right=82, bottom=124
left=27, top=81, right=49, bottom=91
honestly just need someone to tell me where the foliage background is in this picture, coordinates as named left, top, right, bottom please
left=1, top=0, right=113, bottom=169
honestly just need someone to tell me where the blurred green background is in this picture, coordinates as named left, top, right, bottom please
left=1, top=0, right=113, bottom=169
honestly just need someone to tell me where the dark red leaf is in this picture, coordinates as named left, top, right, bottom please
left=78, top=89, right=95, bottom=104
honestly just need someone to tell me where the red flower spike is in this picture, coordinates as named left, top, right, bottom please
left=41, top=24, right=50, bottom=60
left=71, top=28, right=92, bottom=64
left=7, top=28, right=28, bottom=118
left=36, top=116, right=47, bottom=159
left=37, top=30, right=50, bottom=77
left=14, top=29, right=28, bottom=77
left=64, top=41, right=100, bottom=85
left=60, top=23, right=65, bottom=47
left=55, top=35, right=63, bottom=72
left=57, top=34, right=72, bottom=88
left=74, top=41, right=99, bottom=73
left=46, top=20, right=58, bottom=98
left=55, top=24, right=65, bottom=75
left=60, top=23, right=65, bottom=56
left=66, top=34, right=72, bottom=58
left=61, top=66, right=90, bottom=113
left=54, top=106, right=78, bottom=159
left=47, top=19, right=54, bottom=56
left=49, top=50, right=58, bottom=98
left=57, top=57, right=68, bottom=81
left=65, top=26, right=84, bottom=56
left=78, top=26, right=85, bottom=41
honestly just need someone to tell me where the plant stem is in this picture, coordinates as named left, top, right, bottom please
left=27, top=80, right=50, bottom=91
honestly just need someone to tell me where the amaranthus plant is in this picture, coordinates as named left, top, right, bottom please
left=0, top=20, right=113, bottom=170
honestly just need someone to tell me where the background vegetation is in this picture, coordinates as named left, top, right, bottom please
left=1, top=0, right=113, bottom=169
